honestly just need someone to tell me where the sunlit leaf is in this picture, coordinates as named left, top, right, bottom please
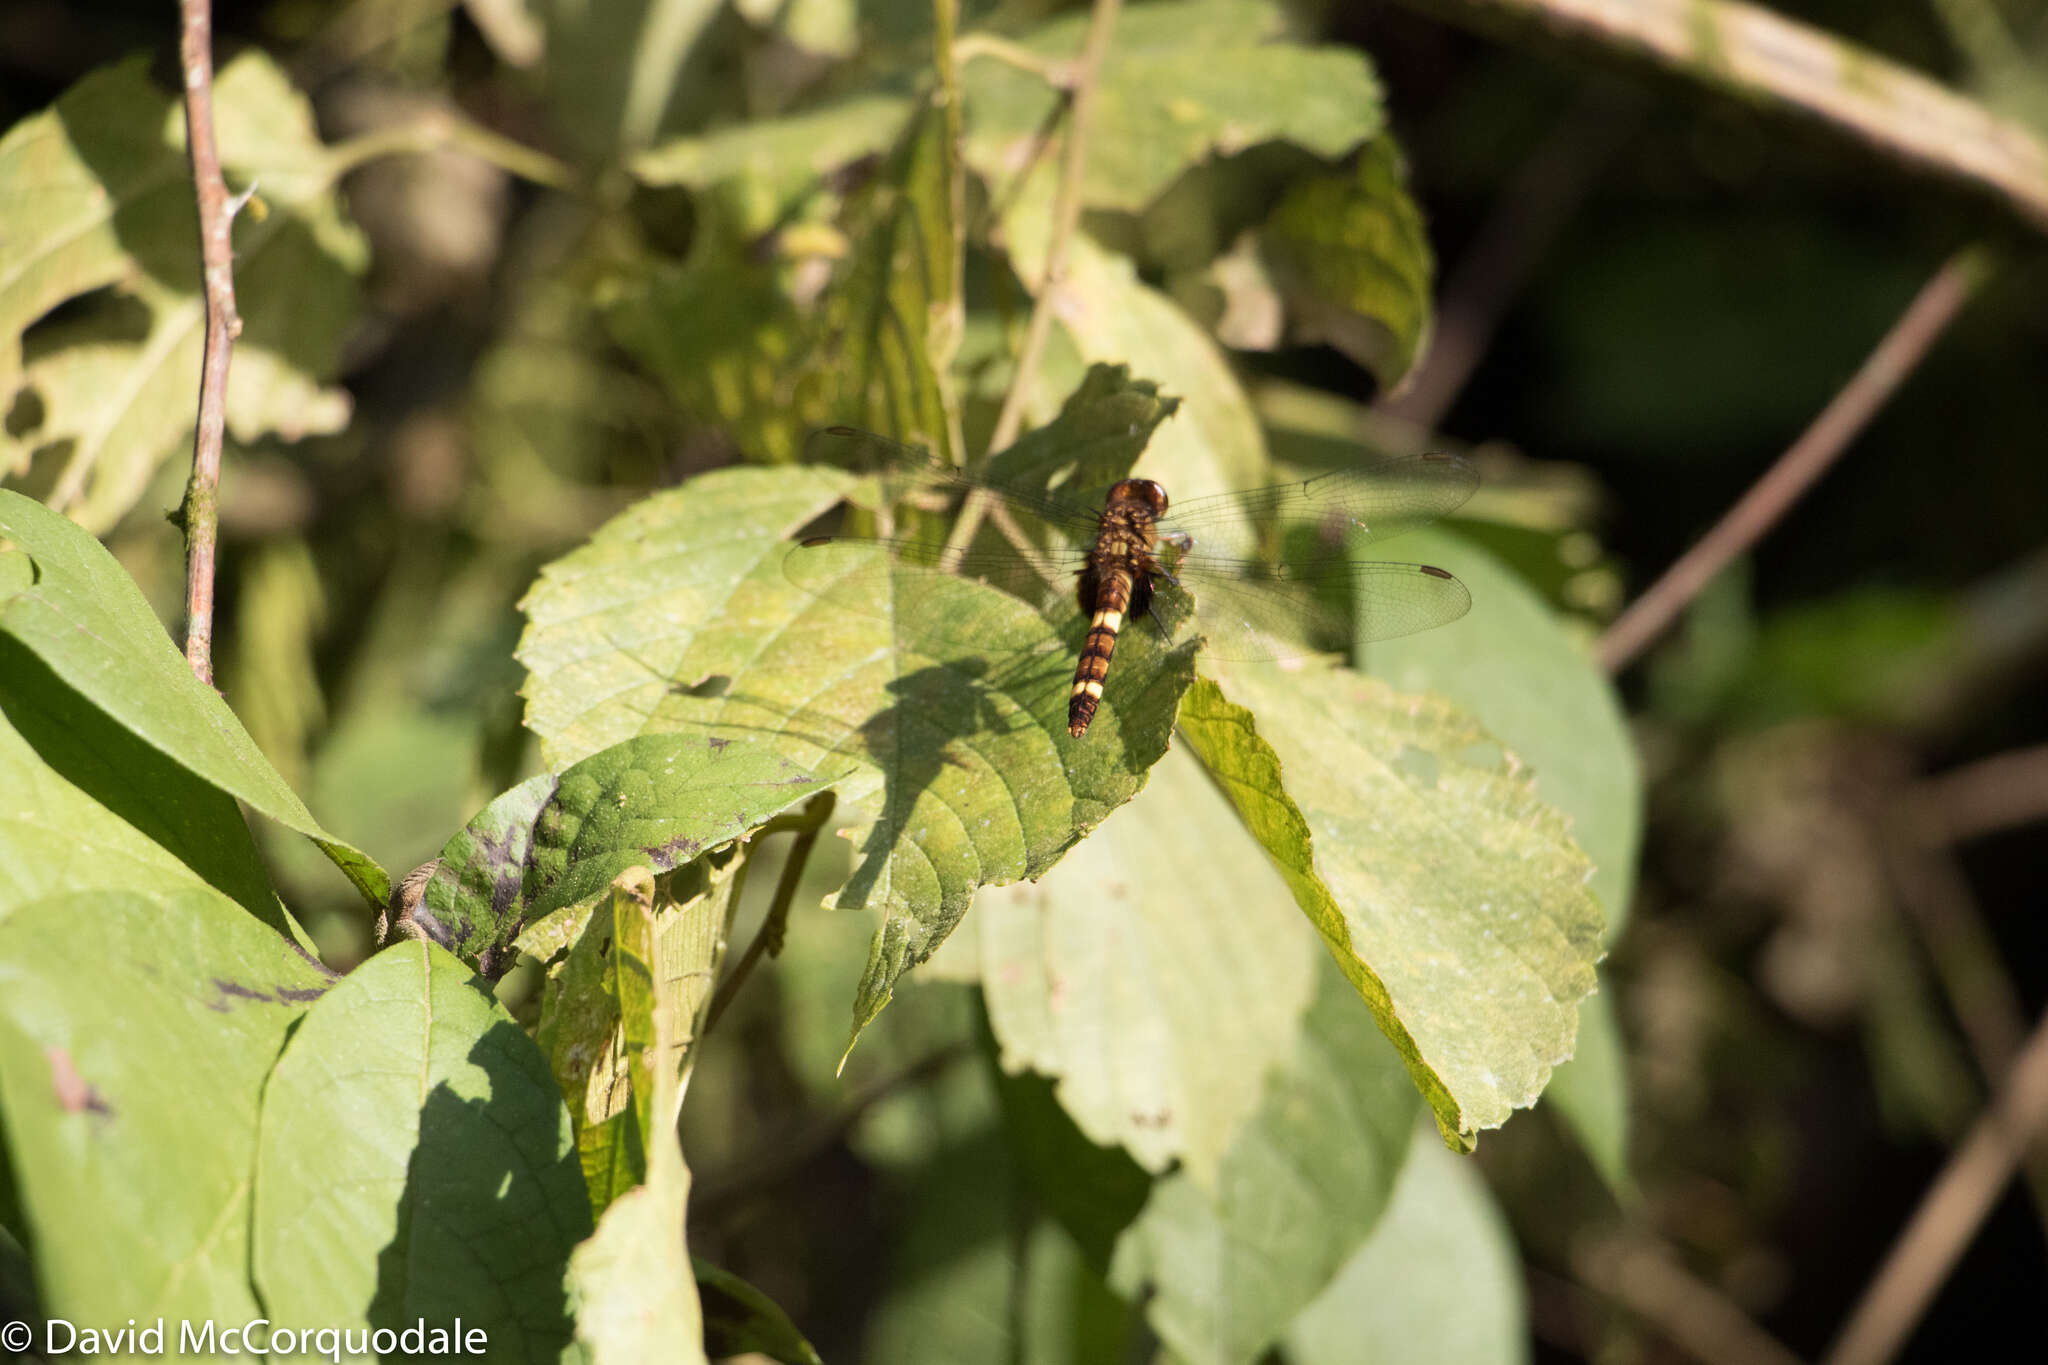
left=1177, top=672, right=1603, bottom=1148
left=1367, top=527, right=1640, bottom=936
left=1365, top=526, right=1638, bottom=1183
left=251, top=942, right=590, bottom=1360
left=608, top=21, right=961, bottom=462
left=0, top=54, right=364, bottom=530
left=961, top=0, right=1385, bottom=214
left=564, top=870, right=707, bottom=1364
left=0, top=888, right=326, bottom=1323
left=1009, top=213, right=1268, bottom=501
left=0, top=490, right=385, bottom=908
left=518, top=429, right=1196, bottom=1049
left=1107, top=957, right=1421, bottom=1365
left=977, top=746, right=1316, bottom=1191
left=0, top=632, right=300, bottom=940
left=631, top=93, right=913, bottom=218
left=1283, top=1136, right=1529, bottom=1365
left=412, top=734, right=827, bottom=976
left=1261, top=136, right=1434, bottom=393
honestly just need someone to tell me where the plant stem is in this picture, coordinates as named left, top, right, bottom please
left=703, top=791, right=837, bottom=1036
left=1597, top=248, right=1987, bottom=674
left=945, top=0, right=1122, bottom=560
left=328, top=111, right=578, bottom=191
left=1823, top=1002, right=2048, bottom=1365
left=176, top=0, right=240, bottom=687
left=1385, top=0, right=2048, bottom=234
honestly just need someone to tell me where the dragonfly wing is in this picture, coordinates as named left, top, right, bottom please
left=783, top=536, right=1089, bottom=653
left=1160, top=452, right=1479, bottom=557
left=1161, top=559, right=1472, bottom=661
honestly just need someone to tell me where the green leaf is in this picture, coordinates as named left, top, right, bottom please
left=1004, top=202, right=1268, bottom=499
left=991, top=1064, right=1153, bottom=1270
left=1107, top=958, right=1421, bottom=1365
left=517, top=467, right=852, bottom=763
left=0, top=490, right=386, bottom=907
left=1177, top=672, right=1603, bottom=1148
left=961, top=0, right=1385, bottom=214
left=977, top=745, right=1316, bottom=1190
left=0, top=54, right=364, bottom=530
left=0, top=634, right=301, bottom=941
left=695, top=1257, right=825, bottom=1365
left=1283, top=1137, right=1529, bottom=1365
left=732, top=0, right=861, bottom=58
left=631, top=93, right=915, bottom=217
left=0, top=887, right=327, bottom=1322
left=517, top=462, right=1196, bottom=1054
left=863, top=1124, right=1138, bottom=1365
left=1364, top=527, right=1641, bottom=937
left=796, top=34, right=965, bottom=460
left=539, top=0, right=723, bottom=155
left=564, top=871, right=706, bottom=1363
left=1541, top=983, right=1635, bottom=1200
left=251, top=943, right=591, bottom=1360
left=1260, top=135, right=1434, bottom=393
left=414, top=734, right=828, bottom=976
left=534, top=892, right=639, bottom=1214
left=1363, top=526, right=1638, bottom=1183
left=607, top=27, right=961, bottom=462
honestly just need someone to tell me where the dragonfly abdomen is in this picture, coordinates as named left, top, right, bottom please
left=1069, top=569, right=1133, bottom=736
left=1068, top=478, right=1169, bottom=737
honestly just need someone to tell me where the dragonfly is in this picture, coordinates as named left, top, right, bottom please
left=786, top=427, right=1478, bottom=737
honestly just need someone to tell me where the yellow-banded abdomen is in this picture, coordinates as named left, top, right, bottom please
left=1068, top=478, right=1168, bottom=736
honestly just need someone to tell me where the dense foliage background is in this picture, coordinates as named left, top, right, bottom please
left=3, top=0, right=2045, bottom=1361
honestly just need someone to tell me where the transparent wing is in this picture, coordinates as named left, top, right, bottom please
left=1159, top=452, right=1478, bottom=558
left=781, top=534, right=1090, bottom=653
left=1150, top=559, right=1473, bottom=661
left=792, top=428, right=1476, bottom=661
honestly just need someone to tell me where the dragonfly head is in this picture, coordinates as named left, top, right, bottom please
left=1106, top=478, right=1169, bottom=518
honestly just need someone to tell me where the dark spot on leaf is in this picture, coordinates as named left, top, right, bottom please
left=407, top=903, right=456, bottom=950
left=275, top=986, right=328, bottom=1004
left=212, top=978, right=275, bottom=1004
left=707, top=735, right=730, bottom=751
left=1130, top=1109, right=1172, bottom=1128
left=45, top=1047, right=112, bottom=1117
left=654, top=834, right=703, bottom=865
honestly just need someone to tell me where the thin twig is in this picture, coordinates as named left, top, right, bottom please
left=1906, top=742, right=2048, bottom=845
left=944, top=0, right=1122, bottom=560
left=1571, top=1230, right=1806, bottom=1365
left=1861, top=746, right=2048, bottom=1229
left=1597, top=248, right=1987, bottom=674
left=1823, top=1002, right=2048, bottom=1365
left=1379, top=82, right=1639, bottom=429
left=703, top=791, right=836, bottom=1036
left=955, top=32, right=1072, bottom=84
left=176, top=0, right=241, bottom=687
left=1385, top=0, right=2048, bottom=234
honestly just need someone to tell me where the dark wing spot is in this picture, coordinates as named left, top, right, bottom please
left=1419, top=564, right=1455, bottom=579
